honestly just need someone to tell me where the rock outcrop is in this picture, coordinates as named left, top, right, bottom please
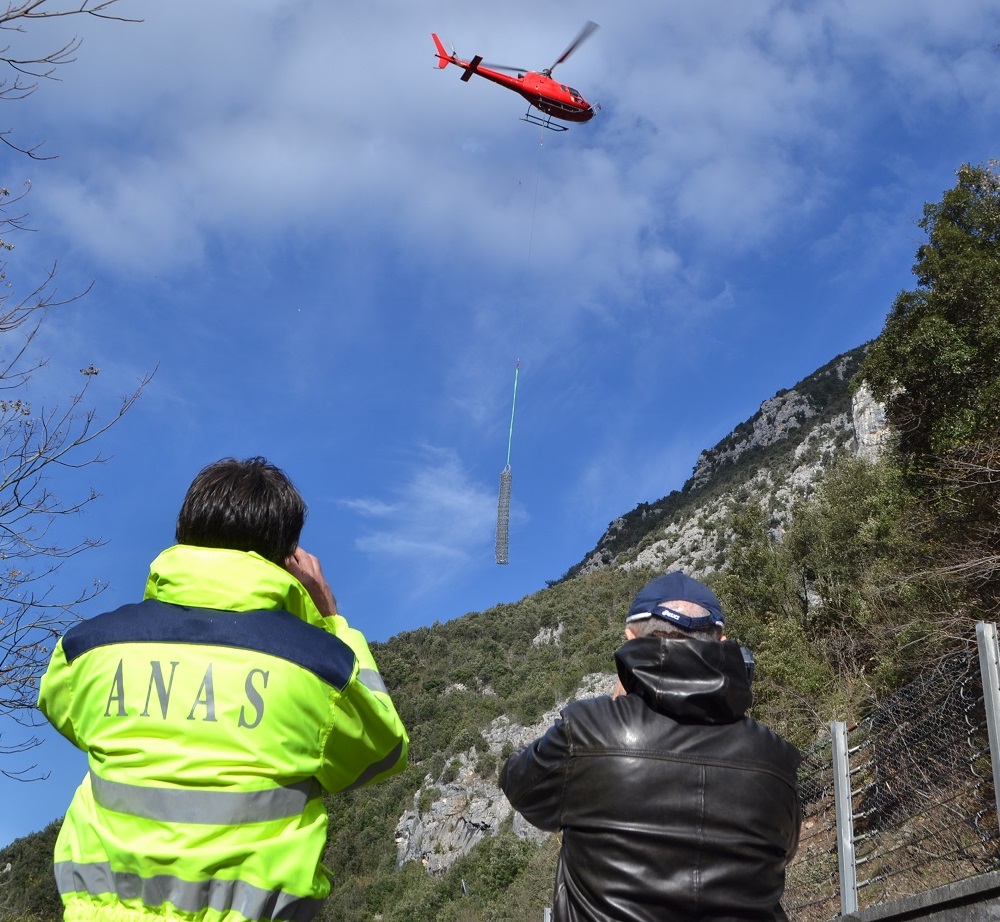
left=394, top=672, right=614, bottom=872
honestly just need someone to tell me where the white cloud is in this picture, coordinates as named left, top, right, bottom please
left=344, top=445, right=501, bottom=592
left=338, top=498, right=398, bottom=518
left=13, top=0, right=997, bottom=318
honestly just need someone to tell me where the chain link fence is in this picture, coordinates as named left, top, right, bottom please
left=783, top=631, right=1000, bottom=920
left=785, top=737, right=840, bottom=920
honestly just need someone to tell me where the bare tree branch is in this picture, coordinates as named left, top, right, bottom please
left=0, top=0, right=141, bottom=155
left=0, top=3, right=151, bottom=775
left=0, top=0, right=140, bottom=27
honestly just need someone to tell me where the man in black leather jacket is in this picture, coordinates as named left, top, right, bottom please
left=500, top=572, right=802, bottom=922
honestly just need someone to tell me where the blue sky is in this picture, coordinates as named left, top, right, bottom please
left=1, top=0, right=998, bottom=846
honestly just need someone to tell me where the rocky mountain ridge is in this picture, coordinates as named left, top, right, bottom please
left=568, top=346, right=883, bottom=580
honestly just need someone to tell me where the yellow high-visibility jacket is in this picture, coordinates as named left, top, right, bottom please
left=38, top=545, right=409, bottom=922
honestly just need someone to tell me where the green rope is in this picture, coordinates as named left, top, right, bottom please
left=505, top=359, right=520, bottom=469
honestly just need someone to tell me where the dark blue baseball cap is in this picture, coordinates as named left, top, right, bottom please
left=626, top=572, right=725, bottom=630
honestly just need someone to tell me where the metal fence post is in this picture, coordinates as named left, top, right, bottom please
left=975, top=621, right=1000, bottom=836
left=832, top=720, right=858, bottom=915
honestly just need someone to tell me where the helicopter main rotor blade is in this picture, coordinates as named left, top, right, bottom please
left=549, top=20, right=599, bottom=74
left=481, top=61, right=530, bottom=74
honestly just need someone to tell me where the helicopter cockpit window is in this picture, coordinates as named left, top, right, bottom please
left=566, top=85, right=581, bottom=98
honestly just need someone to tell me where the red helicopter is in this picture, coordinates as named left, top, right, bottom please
left=431, top=22, right=600, bottom=131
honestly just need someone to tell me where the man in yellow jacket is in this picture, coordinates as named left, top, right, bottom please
left=38, top=457, right=409, bottom=922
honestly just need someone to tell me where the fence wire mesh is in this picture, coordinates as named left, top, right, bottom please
left=783, top=641, right=1000, bottom=920
left=784, top=738, right=839, bottom=921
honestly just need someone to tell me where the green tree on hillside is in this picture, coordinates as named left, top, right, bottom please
left=0, top=819, right=62, bottom=921
left=862, top=161, right=1000, bottom=622
left=862, top=161, right=1000, bottom=458
left=716, top=456, right=959, bottom=734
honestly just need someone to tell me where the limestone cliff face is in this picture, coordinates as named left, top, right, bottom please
left=394, top=670, right=612, bottom=872
left=572, top=348, right=888, bottom=581
left=687, top=389, right=817, bottom=492
left=618, top=387, right=884, bottom=581
left=851, top=382, right=891, bottom=461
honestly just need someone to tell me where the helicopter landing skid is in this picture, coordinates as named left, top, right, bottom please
left=520, top=108, right=568, bottom=132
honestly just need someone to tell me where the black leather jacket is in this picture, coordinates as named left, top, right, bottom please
left=500, top=637, right=801, bottom=922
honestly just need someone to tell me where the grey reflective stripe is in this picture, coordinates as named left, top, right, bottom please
left=342, top=739, right=405, bottom=792
left=54, top=861, right=323, bottom=922
left=357, top=667, right=387, bottom=695
left=91, top=772, right=321, bottom=825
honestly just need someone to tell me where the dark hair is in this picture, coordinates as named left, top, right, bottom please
left=175, top=457, right=306, bottom=565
